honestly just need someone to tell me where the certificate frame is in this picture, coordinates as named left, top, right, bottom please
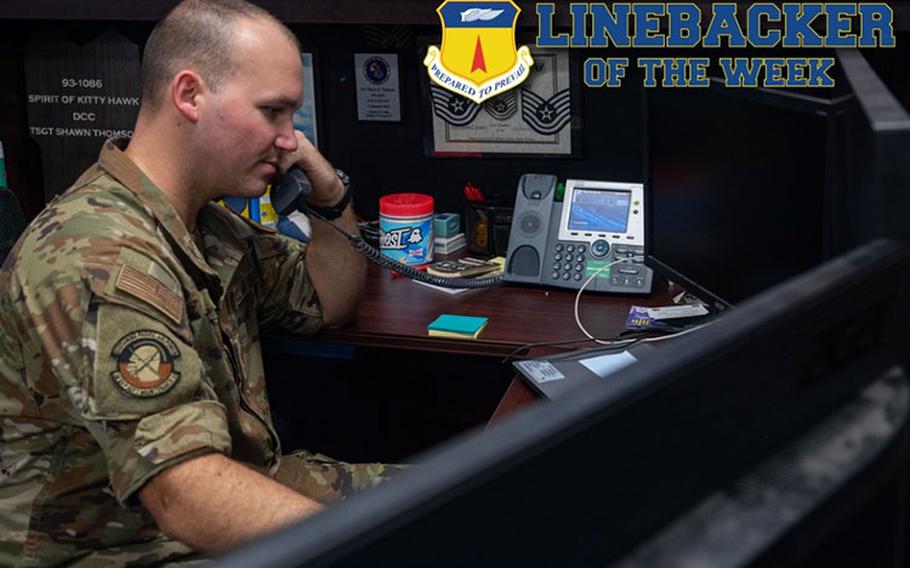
left=418, top=39, right=583, bottom=159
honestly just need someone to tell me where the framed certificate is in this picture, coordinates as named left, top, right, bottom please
left=421, top=46, right=581, bottom=158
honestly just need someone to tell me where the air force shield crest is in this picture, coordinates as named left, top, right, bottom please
left=424, top=1, right=533, bottom=104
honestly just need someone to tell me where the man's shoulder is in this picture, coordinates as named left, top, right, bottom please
left=7, top=172, right=167, bottom=289
left=53, top=171, right=153, bottom=231
left=22, top=173, right=157, bottom=247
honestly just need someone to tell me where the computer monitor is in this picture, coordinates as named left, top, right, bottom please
left=830, top=49, right=910, bottom=253
left=645, top=49, right=910, bottom=310
left=216, top=239, right=909, bottom=567
left=643, top=75, right=835, bottom=309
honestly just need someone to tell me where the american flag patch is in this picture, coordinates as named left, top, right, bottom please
left=115, top=264, right=183, bottom=325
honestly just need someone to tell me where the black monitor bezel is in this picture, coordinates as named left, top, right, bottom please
left=831, top=48, right=910, bottom=252
left=642, top=59, right=859, bottom=310
left=216, top=239, right=909, bottom=568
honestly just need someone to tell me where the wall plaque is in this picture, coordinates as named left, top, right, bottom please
left=25, top=31, right=141, bottom=201
left=354, top=53, right=401, bottom=122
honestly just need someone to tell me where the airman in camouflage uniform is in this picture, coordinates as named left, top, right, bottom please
left=0, top=139, right=400, bottom=565
left=0, top=1, right=402, bottom=564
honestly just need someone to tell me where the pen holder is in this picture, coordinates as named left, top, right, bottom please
left=464, top=201, right=513, bottom=257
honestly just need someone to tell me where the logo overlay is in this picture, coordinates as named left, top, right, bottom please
left=535, top=3, right=895, bottom=88
left=424, top=1, right=534, bottom=104
left=111, top=330, right=181, bottom=398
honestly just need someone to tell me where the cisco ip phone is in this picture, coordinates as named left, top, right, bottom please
left=504, top=174, right=653, bottom=294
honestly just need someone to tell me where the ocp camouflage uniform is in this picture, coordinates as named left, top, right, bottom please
left=0, top=139, right=400, bottom=566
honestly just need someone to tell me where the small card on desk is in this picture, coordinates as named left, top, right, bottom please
left=514, top=344, right=655, bottom=400
left=427, top=314, right=489, bottom=339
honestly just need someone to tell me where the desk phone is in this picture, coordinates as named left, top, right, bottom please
left=503, top=174, right=653, bottom=294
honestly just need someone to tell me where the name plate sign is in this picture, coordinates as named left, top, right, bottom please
left=25, top=32, right=140, bottom=201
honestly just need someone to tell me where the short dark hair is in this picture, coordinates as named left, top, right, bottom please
left=139, top=0, right=300, bottom=110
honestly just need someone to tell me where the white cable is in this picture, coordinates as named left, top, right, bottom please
left=573, top=256, right=640, bottom=345
left=573, top=255, right=714, bottom=346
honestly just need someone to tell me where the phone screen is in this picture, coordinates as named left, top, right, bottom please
left=567, top=188, right=631, bottom=233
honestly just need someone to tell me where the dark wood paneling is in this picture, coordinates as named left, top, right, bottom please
left=0, top=28, right=43, bottom=217
left=0, top=0, right=532, bottom=25
left=3, top=1, right=910, bottom=30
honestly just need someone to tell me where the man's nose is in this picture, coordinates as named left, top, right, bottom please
left=275, top=122, right=298, bottom=152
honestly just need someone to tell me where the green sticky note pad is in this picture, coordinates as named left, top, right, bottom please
left=427, top=314, right=489, bottom=335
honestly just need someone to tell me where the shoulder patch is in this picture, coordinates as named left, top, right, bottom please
left=115, top=264, right=183, bottom=325
left=110, top=330, right=181, bottom=397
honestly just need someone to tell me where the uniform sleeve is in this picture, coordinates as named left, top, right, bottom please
left=253, top=232, right=323, bottom=336
left=85, top=300, right=232, bottom=504
left=46, top=257, right=233, bottom=505
left=10, top=193, right=234, bottom=505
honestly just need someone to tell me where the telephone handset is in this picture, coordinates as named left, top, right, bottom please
left=269, top=167, right=501, bottom=289
left=503, top=174, right=653, bottom=295
left=270, top=166, right=314, bottom=219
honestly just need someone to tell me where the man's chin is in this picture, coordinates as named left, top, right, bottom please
left=237, top=179, right=271, bottom=198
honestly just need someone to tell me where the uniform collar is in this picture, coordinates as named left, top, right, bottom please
left=97, top=138, right=218, bottom=280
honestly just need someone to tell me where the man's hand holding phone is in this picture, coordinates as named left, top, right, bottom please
left=278, top=130, right=344, bottom=208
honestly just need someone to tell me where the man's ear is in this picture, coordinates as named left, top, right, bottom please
left=171, top=70, right=205, bottom=123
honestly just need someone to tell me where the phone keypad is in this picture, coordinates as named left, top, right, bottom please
left=548, top=243, right=648, bottom=290
left=550, top=246, right=588, bottom=282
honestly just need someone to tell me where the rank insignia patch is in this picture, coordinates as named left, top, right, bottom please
left=111, top=330, right=181, bottom=397
left=424, top=0, right=533, bottom=104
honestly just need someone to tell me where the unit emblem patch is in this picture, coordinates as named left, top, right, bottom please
left=110, top=330, right=181, bottom=397
left=424, top=0, right=534, bottom=104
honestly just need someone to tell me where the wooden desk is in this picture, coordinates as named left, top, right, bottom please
left=263, top=262, right=688, bottom=459
left=322, top=263, right=681, bottom=357
left=313, top=263, right=683, bottom=423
